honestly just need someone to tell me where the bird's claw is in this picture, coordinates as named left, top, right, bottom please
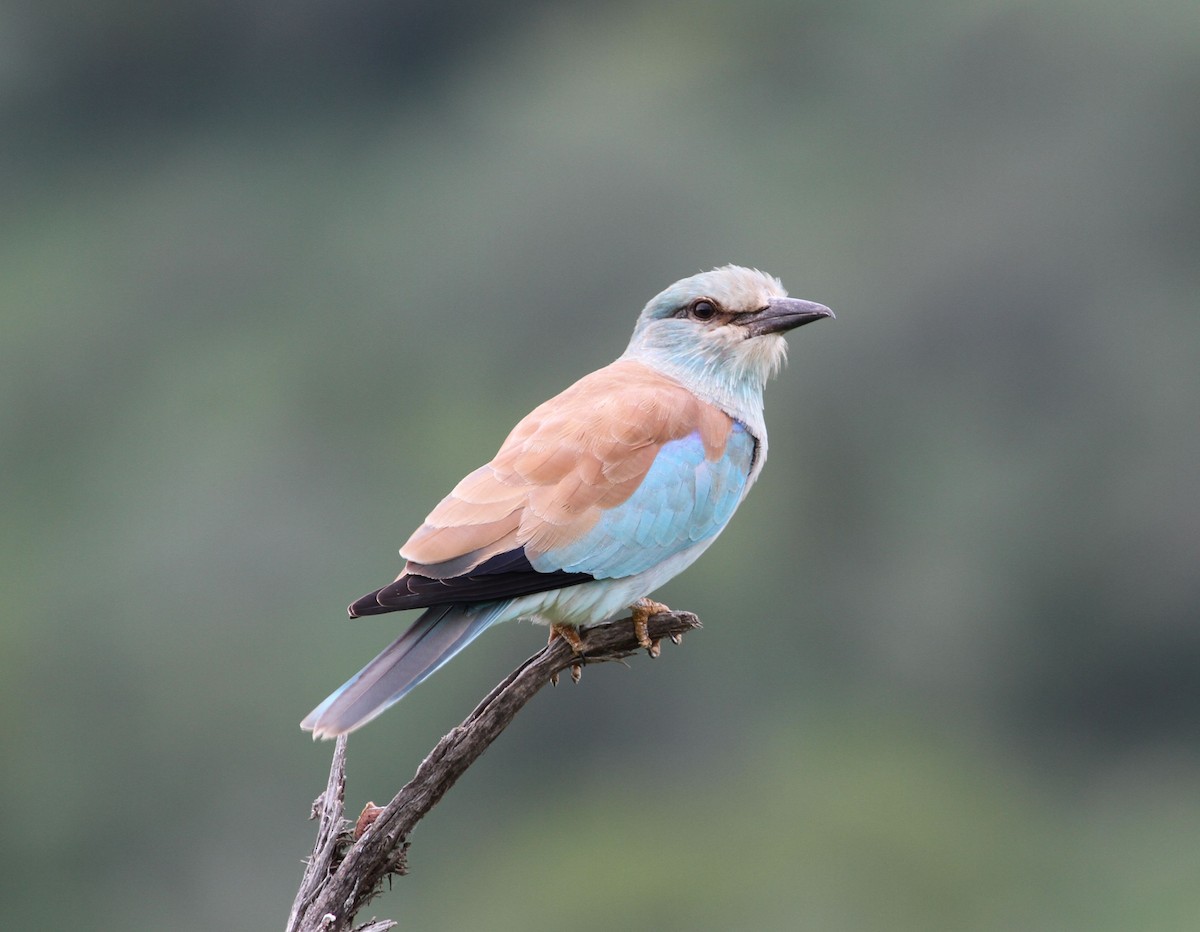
left=631, top=598, right=671, bottom=655
left=548, top=624, right=586, bottom=686
left=551, top=659, right=583, bottom=687
left=552, top=660, right=583, bottom=688
left=548, top=622, right=586, bottom=653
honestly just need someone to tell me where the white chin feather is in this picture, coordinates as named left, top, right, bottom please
left=741, top=333, right=789, bottom=380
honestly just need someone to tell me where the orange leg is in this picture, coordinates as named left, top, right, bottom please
left=631, top=597, right=671, bottom=656
left=548, top=622, right=586, bottom=653
left=548, top=623, right=586, bottom=685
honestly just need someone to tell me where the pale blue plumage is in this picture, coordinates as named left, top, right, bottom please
left=529, top=425, right=754, bottom=577
left=302, top=603, right=503, bottom=733
left=302, top=266, right=832, bottom=737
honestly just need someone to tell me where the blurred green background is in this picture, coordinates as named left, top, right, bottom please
left=3, top=0, right=1199, bottom=928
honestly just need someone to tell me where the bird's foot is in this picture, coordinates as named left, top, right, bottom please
left=548, top=623, right=586, bottom=686
left=548, top=622, right=586, bottom=653
left=549, top=663, right=585, bottom=687
left=632, top=598, right=671, bottom=657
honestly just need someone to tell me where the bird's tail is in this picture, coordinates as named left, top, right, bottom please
left=301, top=603, right=499, bottom=738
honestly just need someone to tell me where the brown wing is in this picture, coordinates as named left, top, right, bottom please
left=348, top=359, right=733, bottom=617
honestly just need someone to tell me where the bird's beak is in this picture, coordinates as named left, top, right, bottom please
left=744, top=297, right=835, bottom=337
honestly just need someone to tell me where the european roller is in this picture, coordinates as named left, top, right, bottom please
left=302, top=266, right=832, bottom=737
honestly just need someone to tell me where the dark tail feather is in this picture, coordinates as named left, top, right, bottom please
left=301, top=604, right=498, bottom=738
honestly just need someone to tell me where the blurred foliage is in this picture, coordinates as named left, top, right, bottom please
left=2, top=0, right=1198, bottom=928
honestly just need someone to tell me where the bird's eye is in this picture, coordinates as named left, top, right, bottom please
left=690, top=299, right=718, bottom=321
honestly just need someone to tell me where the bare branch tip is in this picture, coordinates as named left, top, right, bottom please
left=291, top=608, right=703, bottom=930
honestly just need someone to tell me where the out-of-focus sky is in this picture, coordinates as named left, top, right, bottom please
left=3, top=1, right=1199, bottom=928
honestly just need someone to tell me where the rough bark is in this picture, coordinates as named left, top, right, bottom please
left=287, top=609, right=701, bottom=932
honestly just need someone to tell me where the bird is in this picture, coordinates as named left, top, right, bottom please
left=302, top=265, right=832, bottom=737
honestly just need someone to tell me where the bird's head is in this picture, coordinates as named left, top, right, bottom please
left=623, top=265, right=833, bottom=403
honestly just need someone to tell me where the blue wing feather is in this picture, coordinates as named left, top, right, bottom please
left=530, top=423, right=754, bottom=579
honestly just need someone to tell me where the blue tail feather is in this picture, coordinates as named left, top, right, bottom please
left=301, top=604, right=498, bottom=738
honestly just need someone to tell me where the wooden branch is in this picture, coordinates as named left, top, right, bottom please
left=287, top=609, right=701, bottom=932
